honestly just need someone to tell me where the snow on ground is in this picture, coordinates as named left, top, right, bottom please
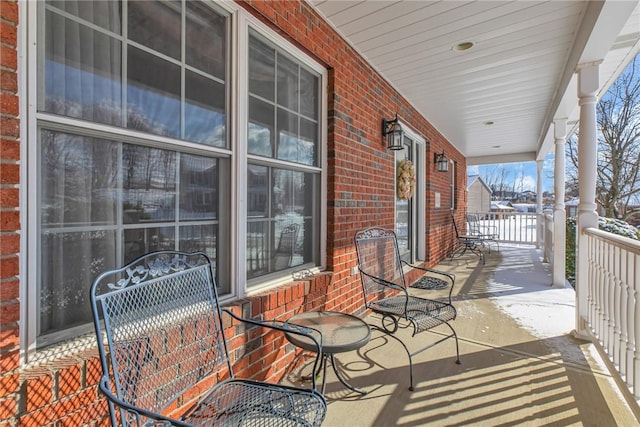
left=486, top=245, right=576, bottom=339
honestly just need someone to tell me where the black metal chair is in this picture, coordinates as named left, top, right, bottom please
left=354, top=227, right=461, bottom=391
left=451, top=214, right=485, bottom=264
left=467, top=214, right=500, bottom=252
left=91, top=250, right=326, bottom=426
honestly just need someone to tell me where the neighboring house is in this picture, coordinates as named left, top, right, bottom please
left=491, top=201, right=515, bottom=218
left=512, top=203, right=537, bottom=213
left=0, top=1, right=466, bottom=424
left=566, top=198, right=580, bottom=217
left=467, top=174, right=492, bottom=213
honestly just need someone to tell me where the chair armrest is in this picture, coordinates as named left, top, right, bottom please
left=221, top=308, right=324, bottom=390
left=401, top=260, right=456, bottom=301
left=98, top=376, right=189, bottom=427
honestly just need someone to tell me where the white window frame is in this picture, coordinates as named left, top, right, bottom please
left=236, top=11, right=327, bottom=297
left=20, top=1, right=327, bottom=362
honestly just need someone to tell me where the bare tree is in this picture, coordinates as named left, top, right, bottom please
left=566, top=55, right=640, bottom=220
left=481, top=164, right=512, bottom=200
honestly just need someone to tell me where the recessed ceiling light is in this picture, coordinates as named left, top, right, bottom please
left=492, top=145, right=501, bottom=149
left=484, top=121, right=495, bottom=126
left=453, top=41, right=474, bottom=52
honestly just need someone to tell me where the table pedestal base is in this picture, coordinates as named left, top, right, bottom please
left=319, top=354, right=367, bottom=395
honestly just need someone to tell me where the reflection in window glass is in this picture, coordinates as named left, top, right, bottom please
left=37, top=129, right=225, bottom=343
left=247, top=165, right=268, bottom=217
left=122, top=145, right=176, bottom=223
left=277, top=55, right=298, bottom=110
left=186, top=1, right=226, bottom=79
left=42, top=0, right=228, bottom=148
left=41, top=131, right=119, bottom=227
left=124, top=227, right=175, bottom=262
left=180, top=154, right=217, bottom=220
left=127, top=47, right=181, bottom=138
left=44, top=10, right=123, bottom=126
left=248, top=32, right=319, bottom=167
left=247, top=166, right=318, bottom=281
left=249, top=36, right=275, bottom=101
left=185, top=71, right=226, bottom=146
left=248, top=97, right=274, bottom=156
left=128, top=1, right=181, bottom=59
left=299, top=67, right=318, bottom=118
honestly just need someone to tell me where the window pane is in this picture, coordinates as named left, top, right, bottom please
left=180, top=154, right=217, bottom=220
left=43, top=0, right=229, bottom=147
left=41, top=131, right=118, bottom=227
left=186, top=2, right=226, bottom=79
left=40, top=230, right=116, bottom=337
left=248, top=164, right=268, bottom=218
left=47, top=0, right=121, bottom=33
left=180, top=224, right=216, bottom=255
left=277, top=113, right=316, bottom=166
left=249, top=35, right=275, bottom=101
left=124, top=227, right=175, bottom=262
left=127, top=47, right=181, bottom=138
left=272, top=169, right=305, bottom=217
left=246, top=221, right=270, bottom=279
left=44, top=10, right=123, bottom=125
left=277, top=55, right=298, bottom=110
left=299, top=118, right=318, bottom=166
left=122, top=145, right=176, bottom=224
left=300, top=67, right=318, bottom=118
left=185, top=70, right=226, bottom=146
left=128, top=0, right=181, bottom=60
left=248, top=97, right=274, bottom=157
left=276, top=108, right=298, bottom=162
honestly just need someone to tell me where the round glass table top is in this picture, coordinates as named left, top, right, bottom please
left=286, top=311, right=371, bottom=354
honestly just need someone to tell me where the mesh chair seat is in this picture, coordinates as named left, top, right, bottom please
left=371, top=296, right=457, bottom=333
left=184, top=380, right=326, bottom=426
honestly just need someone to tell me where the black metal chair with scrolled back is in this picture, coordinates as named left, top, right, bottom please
left=354, top=227, right=461, bottom=391
left=467, top=213, right=500, bottom=252
left=91, top=250, right=326, bottom=426
left=451, top=214, right=486, bottom=265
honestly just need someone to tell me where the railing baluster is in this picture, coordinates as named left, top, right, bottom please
left=634, top=252, right=640, bottom=399
left=619, top=248, right=628, bottom=379
left=583, top=228, right=640, bottom=400
left=612, top=244, right=621, bottom=366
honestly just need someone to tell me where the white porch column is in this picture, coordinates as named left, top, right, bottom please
left=553, top=118, right=567, bottom=288
left=575, top=62, right=600, bottom=337
left=536, top=160, right=543, bottom=249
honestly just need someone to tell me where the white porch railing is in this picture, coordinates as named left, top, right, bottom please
left=584, top=227, right=640, bottom=400
left=468, top=211, right=540, bottom=245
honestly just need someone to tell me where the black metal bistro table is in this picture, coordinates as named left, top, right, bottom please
left=286, top=311, right=371, bottom=395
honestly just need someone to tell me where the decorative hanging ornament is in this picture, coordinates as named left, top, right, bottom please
left=396, top=159, right=416, bottom=200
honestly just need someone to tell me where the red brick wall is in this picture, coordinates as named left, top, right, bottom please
left=1, top=0, right=22, bottom=425
left=0, top=1, right=465, bottom=425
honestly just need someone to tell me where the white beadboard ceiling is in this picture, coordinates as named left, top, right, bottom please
left=310, top=0, right=640, bottom=165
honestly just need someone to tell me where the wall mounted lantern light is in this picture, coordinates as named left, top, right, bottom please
left=382, top=113, right=404, bottom=150
left=434, top=150, right=449, bottom=172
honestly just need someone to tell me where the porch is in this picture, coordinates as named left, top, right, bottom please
left=309, top=245, right=639, bottom=426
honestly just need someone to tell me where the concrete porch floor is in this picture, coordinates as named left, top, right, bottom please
left=305, top=245, right=639, bottom=426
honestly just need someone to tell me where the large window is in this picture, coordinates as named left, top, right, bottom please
left=29, top=1, right=324, bottom=351
left=246, top=33, right=321, bottom=282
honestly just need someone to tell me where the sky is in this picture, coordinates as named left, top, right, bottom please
left=467, top=152, right=556, bottom=194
